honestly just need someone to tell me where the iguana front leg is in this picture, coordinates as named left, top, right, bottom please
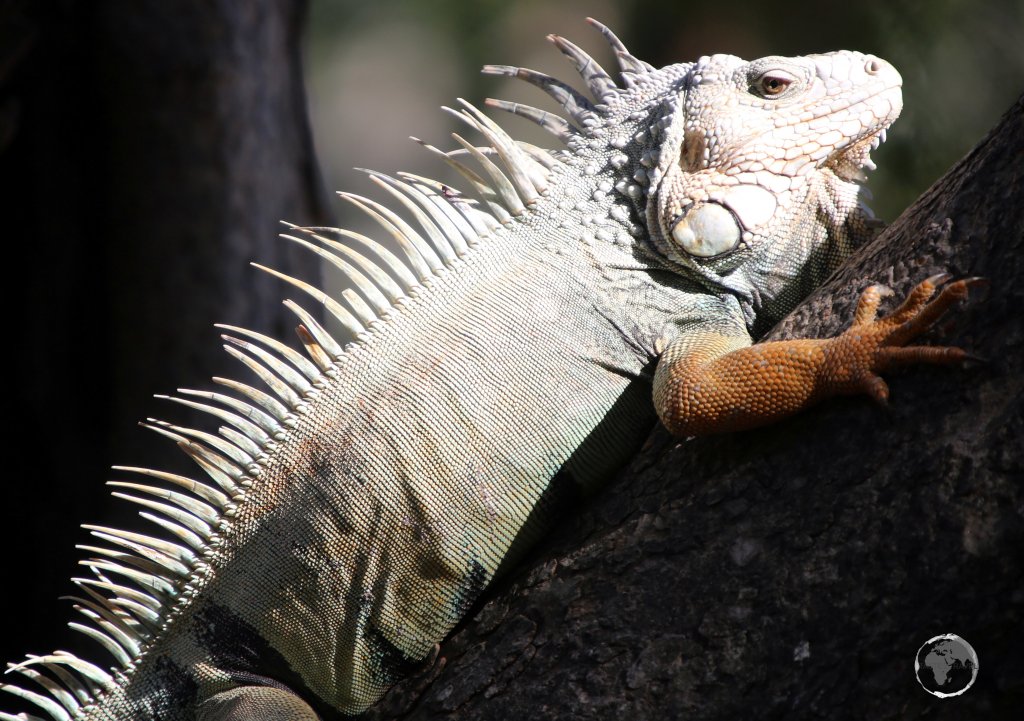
left=653, top=275, right=976, bottom=437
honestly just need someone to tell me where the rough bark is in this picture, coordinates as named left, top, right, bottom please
left=369, top=96, right=1024, bottom=719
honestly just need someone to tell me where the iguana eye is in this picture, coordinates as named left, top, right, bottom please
left=755, top=71, right=797, bottom=97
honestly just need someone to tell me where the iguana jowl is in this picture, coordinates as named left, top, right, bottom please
left=1, top=20, right=972, bottom=721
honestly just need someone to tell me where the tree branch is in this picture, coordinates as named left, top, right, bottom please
left=370, top=94, right=1024, bottom=720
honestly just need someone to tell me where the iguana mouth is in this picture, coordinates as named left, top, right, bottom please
left=826, top=127, right=889, bottom=183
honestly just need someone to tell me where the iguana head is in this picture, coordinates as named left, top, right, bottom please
left=639, top=50, right=902, bottom=326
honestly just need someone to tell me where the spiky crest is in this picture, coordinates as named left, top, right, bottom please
left=0, top=20, right=648, bottom=721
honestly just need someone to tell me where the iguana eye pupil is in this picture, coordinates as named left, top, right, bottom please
left=761, top=76, right=789, bottom=95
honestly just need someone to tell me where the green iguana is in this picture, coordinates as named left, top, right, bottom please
left=1, top=19, right=973, bottom=721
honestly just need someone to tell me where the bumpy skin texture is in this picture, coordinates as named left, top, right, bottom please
left=653, top=275, right=974, bottom=436
left=1, top=21, right=969, bottom=721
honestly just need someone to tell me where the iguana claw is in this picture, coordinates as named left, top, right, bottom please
left=823, top=274, right=980, bottom=402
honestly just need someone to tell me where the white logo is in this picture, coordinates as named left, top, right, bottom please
left=914, top=633, right=979, bottom=698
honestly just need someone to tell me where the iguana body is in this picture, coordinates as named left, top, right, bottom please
left=1, top=20, right=970, bottom=721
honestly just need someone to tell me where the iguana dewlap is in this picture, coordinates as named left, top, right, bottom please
left=1, top=20, right=971, bottom=721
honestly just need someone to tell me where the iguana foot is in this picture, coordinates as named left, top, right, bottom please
left=821, top=274, right=982, bottom=403
left=653, top=274, right=980, bottom=437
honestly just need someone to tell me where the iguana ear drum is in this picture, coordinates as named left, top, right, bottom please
left=670, top=203, right=741, bottom=257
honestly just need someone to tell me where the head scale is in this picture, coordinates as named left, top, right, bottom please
left=638, top=50, right=902, bottom=325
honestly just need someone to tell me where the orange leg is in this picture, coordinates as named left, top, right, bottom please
left=653, top=275, right=980, bottom=437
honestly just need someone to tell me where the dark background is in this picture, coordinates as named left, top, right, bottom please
left=0, top=0, right=1020, bottom=715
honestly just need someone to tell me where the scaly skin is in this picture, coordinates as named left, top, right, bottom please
left=1, top=21, right=973, bottom=721
left=654, top=275, right=976, bottom=436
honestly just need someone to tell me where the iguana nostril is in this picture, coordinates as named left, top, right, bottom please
left=865, top=57, right=883, bottom=74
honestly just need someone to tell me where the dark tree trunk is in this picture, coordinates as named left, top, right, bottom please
left=0, top=0, right=326, bottom=668
left=369, top=96, right=1024, bottom=719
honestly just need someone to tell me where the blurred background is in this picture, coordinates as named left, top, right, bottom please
left=0, top=0, right=1020, bottom=703
left=305, top=0, right=1024, bottom=223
